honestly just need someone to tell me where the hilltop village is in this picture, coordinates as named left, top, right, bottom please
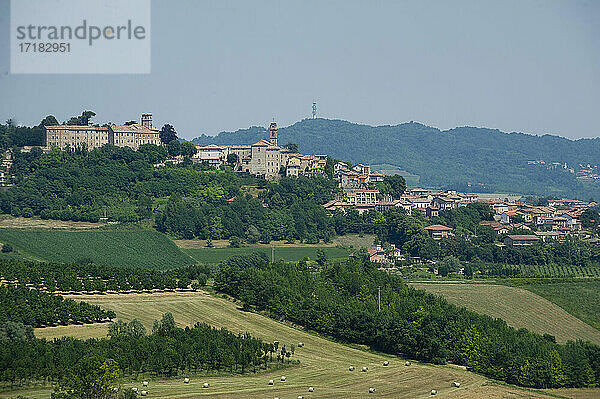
left=31, top=112, right=597, bottom=251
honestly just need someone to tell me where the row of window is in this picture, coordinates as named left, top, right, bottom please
left=49, top=136, right=107, bottom=140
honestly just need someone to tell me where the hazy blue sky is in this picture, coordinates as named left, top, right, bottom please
left=1, top=0, right=599, bottom=139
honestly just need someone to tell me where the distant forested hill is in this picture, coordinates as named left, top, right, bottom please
left=193, top=119, right=600, bottom=199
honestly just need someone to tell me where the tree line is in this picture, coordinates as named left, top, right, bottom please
left=214, top=255, right=600, bottom=388
left=0, top=285, right=114, bottom=327
left=0, top=313, right=278, bottom=388
left=0, top=259, right=211, bottom=293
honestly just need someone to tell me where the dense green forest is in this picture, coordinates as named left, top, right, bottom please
left=0, top=313, right=280, bottom=388
left=156, top=176, right=338, bottom=241
left=214, top=255, right=600, bottom=388
left=0, top=285, right=115, bottom=327
left=0, top=144, right=252, bottom=223
left=193, top=118, right=600, bottom=199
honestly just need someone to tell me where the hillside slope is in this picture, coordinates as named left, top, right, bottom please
left=30, top=291, right=570, bottom=399
left=193, top=119, right=600, bottom=198
left=409, top=282, right=600, bottom=345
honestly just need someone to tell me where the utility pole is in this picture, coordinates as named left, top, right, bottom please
left=378, top=286, right=381, bottom=312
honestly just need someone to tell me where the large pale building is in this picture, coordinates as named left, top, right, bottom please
left=45, top=125, right=110, bottom=150
left=109, top=123, right=160, bottom=150
left=45, top=113, right=161, bottom=151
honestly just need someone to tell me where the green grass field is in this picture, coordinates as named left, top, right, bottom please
left=515, top=264, right=600, bottom=277
left=409, top=282, right=600, bottom=345
left=20, top=291, right=592, bottom=399
left=520, top=281, right=600, bottom=330
left=184, top=246, right=351, bottom=264
left=0, top=229, right=194, bottom=269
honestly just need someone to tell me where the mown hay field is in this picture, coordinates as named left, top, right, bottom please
left=520, top=281, right=600, bottom=330
left=409, top=282, right=600, bottom=345
left=17, top=291, right=597, bottom=399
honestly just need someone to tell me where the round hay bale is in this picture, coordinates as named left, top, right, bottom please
left=273, top=340, right=279, bottom=346
left=113, top=387, right=119, bottom=392
left=184, top=378, right=190, bottom=384
left=383, top=360, right=389, bottom=366
left=132, top=387, right=138, bottom=392
left=141, top=390, right=148, bottom=396
left=349, top=365, right=355, bottom=371
left=405, top=361, right=411, bottom=366
left=297, top=396, right=303, bottom=399
left=452, top=381, right=460, bottom=388
left=142, top=381, right=148, bottom=387
left=203, top=383, right=209, bottom=388
left=280, top=376, right=286, bottom=381
left=361, top=366, right=368, bottom=372
left=369, top=387, right=376, bottom=393
left=430, top=389, right=437, bottom=395
left=268, top=379, right=274, bottom=385
left=308, top=386, right=314, bottom=392
left=297, top=342, right=304, bottom=347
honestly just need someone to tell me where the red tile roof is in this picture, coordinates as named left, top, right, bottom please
left=424, top=224, right=452, bottom=231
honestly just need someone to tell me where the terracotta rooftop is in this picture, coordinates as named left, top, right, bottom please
left=45, top=125, right=107, bottom=130
left=424, top=224, right=452, bottom=231
left=110, top=124, right=155, bottom=134
left=506, top=235, right=540, bottom=240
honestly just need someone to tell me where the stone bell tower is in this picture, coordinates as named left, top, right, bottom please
left=141, top=113, right=153, bottom=129
left=269, top=121, right=277, bottom=146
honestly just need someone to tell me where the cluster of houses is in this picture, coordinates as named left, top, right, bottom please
left=324, top=163, right=411, bottom=214
left=322, top=176, right=597, bottom=246
left=323, top=183, right=481, bottom=217
left=478, top=197, right=596, bottom=246
left=420, top=196, right=596, bottom=245
left=527, top=159, right=600, bottom=180
left=349, top=244, right=406, bottom=265
left=349, top=195, right=598, bottom=266
left=192, top=122, right=327, bottom=179
left=576, top=163, right=600, bottom=180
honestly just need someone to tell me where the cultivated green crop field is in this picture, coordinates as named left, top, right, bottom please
left=516, top=264, right=600, bottom=277
left=409, top=282, right=600, bottom=345
left=20, top=291, right=593, bottom=399
left=0, top=229, right=194, bottom=269
left=184, top=246, right=351, bottom=264
left=520, top=281, right=600, bottom=330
